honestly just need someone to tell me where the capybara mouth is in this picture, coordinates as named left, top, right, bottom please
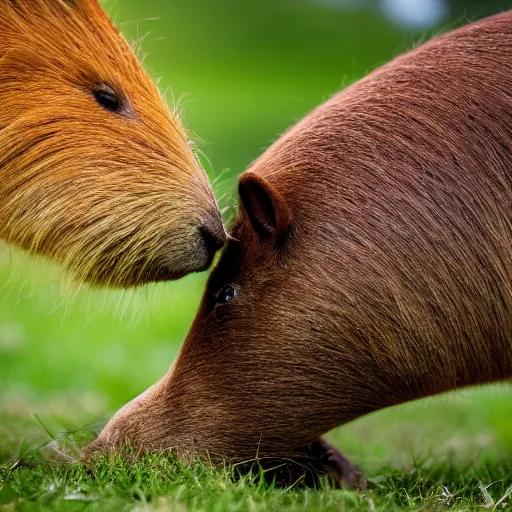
left=76, top=220, right=225, bottom=287
left=110, top=255, right=216, bottom=288
left=130, top=264, right=190, bottom=285
left=198, top=210, right=227, bottom=261
left=196, top=241, right=221, bottom=273
left=96, top=259, right=203, bottom=288
left=74, top=256, right=189, bottom=288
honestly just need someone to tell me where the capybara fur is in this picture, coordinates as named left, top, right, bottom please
left=0, top=0, right=224, bottom=288
left=87, top=12, right=512, bottom=486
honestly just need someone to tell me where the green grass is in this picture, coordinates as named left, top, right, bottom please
left=1, top=354, right=512, bottom=511
left=2, top=454, right=511, bottom=511
left=2, top=1, right=512, bottom=510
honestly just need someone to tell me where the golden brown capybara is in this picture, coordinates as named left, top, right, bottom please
left=87, top=11, right=512, bottom=487
left=0, top=0, right=225, bottom=288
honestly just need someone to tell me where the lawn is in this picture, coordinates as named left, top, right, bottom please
left=2, top=364, right=512, bottom=510
left=1, top=0, right=512, bottom=510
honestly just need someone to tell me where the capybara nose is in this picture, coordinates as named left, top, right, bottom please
left=199, top=211, right=226, bottom=257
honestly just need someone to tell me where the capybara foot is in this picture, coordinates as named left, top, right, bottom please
left=249, top=438, right=366, bottom=490
left=305, top=438, right=367, bottom=490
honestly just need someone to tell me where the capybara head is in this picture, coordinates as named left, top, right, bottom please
left=0, top=0, right=225, bottom=287
left=89, top=11, right=512, bottom=479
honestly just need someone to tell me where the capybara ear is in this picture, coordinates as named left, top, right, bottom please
left=238, top=171, right=292, bottom=243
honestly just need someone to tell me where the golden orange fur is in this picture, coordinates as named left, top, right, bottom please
left=0, top=0, right=224, bottom=287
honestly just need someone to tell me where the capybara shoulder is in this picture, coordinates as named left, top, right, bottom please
left=90, top=10, right=512, bottom=484
left=0, top=0, right=224, bottom=287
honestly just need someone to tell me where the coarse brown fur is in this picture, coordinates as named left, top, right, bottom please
left=0, top=0, right=224, bottom=288
left=88, top=12, right=512, bottom=486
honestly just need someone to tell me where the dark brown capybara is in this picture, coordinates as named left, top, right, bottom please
left=0, top=0, right=225, bottom=288
left=87, top=11, right=512, bottom=487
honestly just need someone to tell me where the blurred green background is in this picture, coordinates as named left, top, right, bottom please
left=1, top=0, right=512, bottom=469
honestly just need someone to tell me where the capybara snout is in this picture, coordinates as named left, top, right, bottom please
left=0, top=0, right=224, bottom=287
left=198, top=210, right=228, bottom=262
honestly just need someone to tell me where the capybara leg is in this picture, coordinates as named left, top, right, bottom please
left=305, top=438, right=367, bottom=490
left=252, top=438, right=366, bottom=490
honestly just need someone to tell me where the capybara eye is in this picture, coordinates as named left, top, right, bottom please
left=93, top=84, right=122, bottom=113
left=216, top=284, right=237, bottom=305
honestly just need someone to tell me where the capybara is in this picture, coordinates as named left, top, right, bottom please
left=0, top=0, right=225, bottom=288
left=87, top=11, right=512, bottom=487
